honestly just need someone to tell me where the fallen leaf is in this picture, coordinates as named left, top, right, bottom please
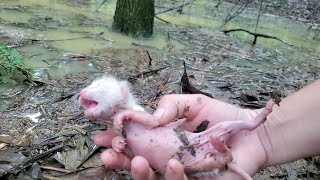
left=68, top=125, right=88, bottom=135
left=180, top=62, right=213, bottom=98
left=0, top=143, right=7, bottom=149
left=15, top=134, right=31, bottom=147
left=0, top=134, right=12, bottom=144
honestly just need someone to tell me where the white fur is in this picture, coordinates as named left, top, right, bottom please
left=81, top=76, right=144, bottom=119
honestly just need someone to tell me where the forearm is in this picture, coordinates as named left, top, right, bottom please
left=259, top=80, right=320, bottom=168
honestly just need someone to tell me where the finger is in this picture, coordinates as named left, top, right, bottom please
left=131, top=156, right=157, bottom=180
left=94, top=129, right=118, bottom=147
left=100, top=149, right=131, bottom=170
left=153, top=94, right=213, bottom=128
left=165, top=159, right=187, bottom=180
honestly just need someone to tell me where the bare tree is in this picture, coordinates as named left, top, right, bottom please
left=224, top=0, right=254, bottom=24
left=112, top=0, right=155, bottom=38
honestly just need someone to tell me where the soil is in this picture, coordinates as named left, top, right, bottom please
left=228, top=0, right=320, bottom=27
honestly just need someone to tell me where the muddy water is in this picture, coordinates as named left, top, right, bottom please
left=157, top=0, right=320, bottom=65
left=0, top=0, right=319, bottom=110
left=0, top=0, right=185, bottom=110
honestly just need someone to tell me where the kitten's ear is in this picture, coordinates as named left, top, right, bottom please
left=119, top=81, right=129, bottom=99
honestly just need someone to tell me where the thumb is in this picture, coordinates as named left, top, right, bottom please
left=153, top=94, right=212, bottom=126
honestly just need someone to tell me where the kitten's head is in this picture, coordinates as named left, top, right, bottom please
left=79, top=76, right=130, bottom=120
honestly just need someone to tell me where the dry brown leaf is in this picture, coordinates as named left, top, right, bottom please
left=68, top=125, right=88, bottom=135
left=0, top=134, right=12, bottom=144
left=15, top=134, right=31, bottom=147
left=0, top=143, right=7, bottom=149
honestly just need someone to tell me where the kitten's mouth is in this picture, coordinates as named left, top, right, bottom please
left=79, top=92, right=98, bottom=110
left=81, top=97, right=98, bottom=109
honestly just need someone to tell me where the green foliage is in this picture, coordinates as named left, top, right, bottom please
left=0, top=43, right=34, bottom=84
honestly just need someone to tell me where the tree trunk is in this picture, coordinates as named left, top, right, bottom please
left=112, top=0, right=155, bottom=38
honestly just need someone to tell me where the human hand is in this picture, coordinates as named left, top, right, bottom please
left=94, top=94, right=268, bottom=179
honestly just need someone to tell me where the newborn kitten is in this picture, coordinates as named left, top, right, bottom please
left=80, top=76, right=274, bottom=180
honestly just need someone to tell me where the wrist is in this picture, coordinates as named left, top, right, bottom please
left=254, top=101, right=295, bottom=169
left=246, top=108, right=269, bottom=170
left=255, top=80, right=320, bottom=168
left=254, top=107, right=277, bottom=169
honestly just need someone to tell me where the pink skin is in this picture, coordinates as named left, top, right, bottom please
left=111, top=101, right=274, bottom=179
left=80, top=76, right=275, bottom=179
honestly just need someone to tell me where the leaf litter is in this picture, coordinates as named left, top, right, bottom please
left=0, top=13, right=319, bottom=180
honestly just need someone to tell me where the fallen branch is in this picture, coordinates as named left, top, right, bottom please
left=131, top=42, right=156, bottom=49
left=31, top=36, right=114, bottom=43
left=31, top=36, right=90, bottom=42
left=39, top=165, right=73, bottom=173
left=1, top=144, right=64, bottom=177
left=223, top=28, right=293, bottom=46
left=224, top=0, right=252, bottom=24
left=215, top=0, right=223, bottom=8
left=155, top=15, right=171, bottom=24
left=76, top=145, right=101, bottom=169
left=128, top=66, right=170, bottom=82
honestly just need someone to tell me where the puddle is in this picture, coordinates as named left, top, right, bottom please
left=1, top=0, right=318, bottom=68
left=0, top=0, right=319, bottom=111
left=156, top=0, right=319, bottom=66
left=0, top=0, right=184, bottom=74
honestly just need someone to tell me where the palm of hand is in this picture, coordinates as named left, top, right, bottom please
left=179, top=98, right=266, bottom=179
left=94, top=94, right=267, bottom=179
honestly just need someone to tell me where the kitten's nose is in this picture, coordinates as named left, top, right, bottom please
left=79, top=89, right=87, bottom=105
left=80, top=89, right=86, bottom=96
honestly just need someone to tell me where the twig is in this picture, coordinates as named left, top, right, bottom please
left=39, top=165, right=73, bottom=173
left=42, top=60, right=51, bottom=66
left=223, top=28, right=293, bottom=46
left=31, top=37, right=90, bottom=42
left=95, top=0, right=108, bottom=11
left=167, top=32, right=171, bottom=42
left=215, top=0, right=223, bottom=8
left=146, top=50, right=152, bottom=66
left=128, top=66, right=170, bottom=82
left=155, top=15, right=171, bottom=24
left=254, top=0, right=263, bottom=33
left=76, top=145, right=101, bottom=169
left=1, top=144, right=65, bottom=177
left=31, top=36, right=114, bottom=43
left=155, top=2, right=191, bottom=15
left=224, top=0, right=252, bottom=24
left=131, top=42, right=156, bottom=49
left=32, top=131, right=77, bottom=146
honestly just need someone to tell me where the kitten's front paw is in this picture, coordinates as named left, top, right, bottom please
left=113, top=114, right=125, bottom=132
left=113, top=120, right=124, bottom=135
left=112, top=136, right=126, bottom=152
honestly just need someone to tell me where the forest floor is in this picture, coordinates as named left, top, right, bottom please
left=0, top=0, right=320, bottom=179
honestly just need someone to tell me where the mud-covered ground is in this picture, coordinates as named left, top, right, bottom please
left=1, top=25, right=319, bottom=179
left=227, top=0, right=320, bottom=27
left=270, top=0, right=320, bottom=27
left=1, top=0, right=320, bottom=179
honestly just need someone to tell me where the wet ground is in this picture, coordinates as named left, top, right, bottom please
left=0, top=0, right=320, bottom=179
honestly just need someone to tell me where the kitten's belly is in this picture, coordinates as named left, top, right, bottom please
left=124, top=122, right=183, bottom=172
